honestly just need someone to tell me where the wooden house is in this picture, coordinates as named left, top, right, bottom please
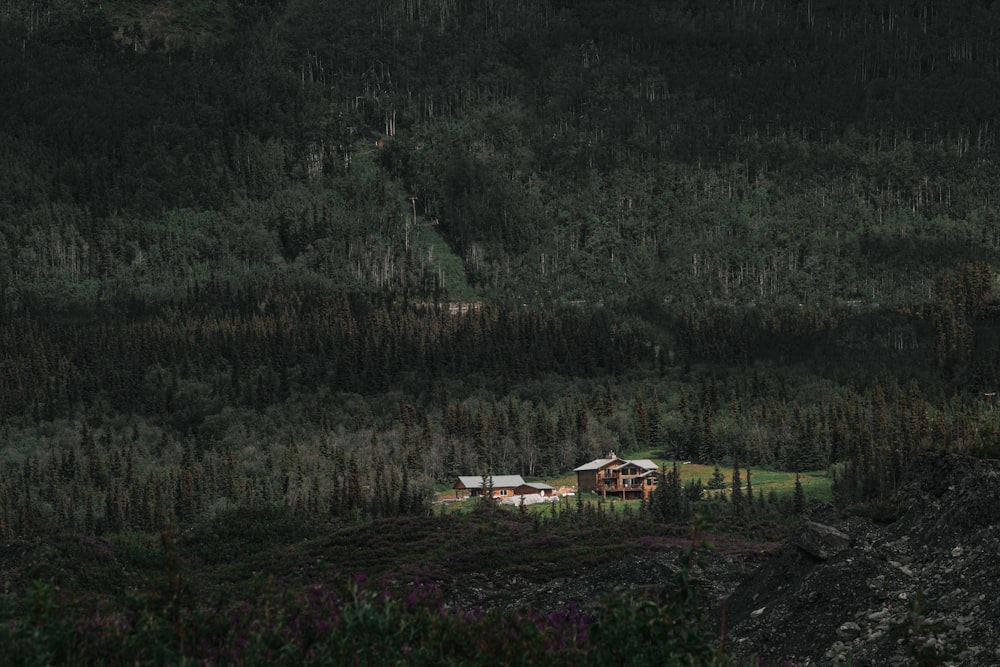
left=453, top=475, right=554, bottom=499
left=574, top=453, right=659, bottom=500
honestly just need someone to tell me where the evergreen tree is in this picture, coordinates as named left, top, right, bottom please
left=794, top=472, right=805, bottom=515
left=651, top=462, right=686, bottom=523
left=684, top=477, right=704, bottom=502
left=482, top=473, right=495, bottom=508
left=708, top=464, right=726, bottom=490
left=731, top=457, right=744, bottom=518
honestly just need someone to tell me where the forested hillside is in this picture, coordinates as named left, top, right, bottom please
left=1, top=0, right=1000, bottom=541
left=4, top=0, right=1000, bottom=309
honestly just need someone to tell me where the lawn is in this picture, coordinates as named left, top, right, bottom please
left=661, top=462, right=833, bottom=503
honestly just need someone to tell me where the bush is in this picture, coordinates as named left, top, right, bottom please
left=0, top=562, right=730, bottom=665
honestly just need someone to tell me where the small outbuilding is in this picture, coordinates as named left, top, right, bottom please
left=453, top=475, right=554, bottom=499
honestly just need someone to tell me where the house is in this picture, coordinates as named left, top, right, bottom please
left=574, top=452, right=659, bottom=500
left=453, top=475, right=554, bottom=499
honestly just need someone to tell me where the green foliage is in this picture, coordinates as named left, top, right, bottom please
left=793, top=473, right=805, bottom=516
left=0, top=509, right=759, bottom=665
left=0, top=570, right=729, bottom=666
left=731, top=459, right=744, bottom=518
left=651, top=461, right=689, bottom=523
left=5, top=0, right=1000, bottom=311
left=843, top=497, right=911, bottom=525
left=888, top=597, right=963, bottom=667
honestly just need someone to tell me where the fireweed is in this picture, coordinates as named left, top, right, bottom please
left=0, top=569, right=733, bottom=665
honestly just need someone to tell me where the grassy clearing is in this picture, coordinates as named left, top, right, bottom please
left=620, top=449, right=833, bottom=502
left=664, top=462, right=833, bottom=503
left=415, top=224, right=479, bottom=301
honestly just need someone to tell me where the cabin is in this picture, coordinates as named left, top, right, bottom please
left=574, top=452, right=659, bottom=500
left=453, top=475, right=554, bottom=499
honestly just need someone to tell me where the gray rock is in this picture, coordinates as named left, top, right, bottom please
left=722, top=454, right=1000, bottom=666
left=868, top=609, right=892, bottom=622
left=794, top=521, right=852, bottom=560
left=836, top=621, right=861, bottom=640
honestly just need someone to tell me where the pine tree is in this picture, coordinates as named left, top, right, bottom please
left=651, top=462, right=686, bottom=522
left=667, top=461, right=687, bottom=520
left=699, top=410, right=714, bottom=462
left=478, top=472, right=495, bottom=511
left=731, top=457, right=744, bottom=518
left=794, top=472, right=805, bottom=515
left=398, top=466, right=411, bottom=515
left=684, top=477, right=704, bottom=502
left=635, top=390, right=649, bottom=446
left=708, top=464, right=726, bottom=489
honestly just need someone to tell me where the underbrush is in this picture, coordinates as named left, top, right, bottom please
left=844, top=496, right=911, bottom=524
left=0, top=505, right=798, bottom=665
left=0, top=536, right=731, bottom=666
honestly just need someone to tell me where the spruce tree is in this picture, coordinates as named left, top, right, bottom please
left=399, top=466, right=410, bottom=515
left=708, top=464, right=726, bottom=489
left=667, top=461, right=686, bottom=519
left=731, top=457, right=744, bottom=518
left=480, top=473, right=495, bottom=510
left=794, top=472, right=805, bottom=514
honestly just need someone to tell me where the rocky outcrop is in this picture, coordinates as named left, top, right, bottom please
left=722, top=454, right=1000, bottom=666
left=792, top=521, right=852, bottom=560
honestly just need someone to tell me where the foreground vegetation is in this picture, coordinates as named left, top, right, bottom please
left=2, top=506, right=784, bottom=666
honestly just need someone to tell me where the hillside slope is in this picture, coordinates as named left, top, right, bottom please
left=724, top=454, right=1000, bottom=665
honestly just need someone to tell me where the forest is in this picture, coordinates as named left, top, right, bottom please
left=1, top=0, right=1000, bottom=662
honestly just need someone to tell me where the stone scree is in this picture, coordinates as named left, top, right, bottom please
left=721, top=454, right=1000, bottom=666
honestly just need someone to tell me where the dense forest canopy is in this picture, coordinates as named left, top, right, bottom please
left=2, top=0, right=1000, bottom=311
left=1, top=0, right=1000, bottom=541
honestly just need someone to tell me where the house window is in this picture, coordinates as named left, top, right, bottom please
left=498, top=489, right=509, bottom=496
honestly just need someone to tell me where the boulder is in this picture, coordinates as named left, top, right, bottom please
left=793, top=521, right=852, bottom=560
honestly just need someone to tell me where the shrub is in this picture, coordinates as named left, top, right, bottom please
left=0, top=564, right=729, bottom=665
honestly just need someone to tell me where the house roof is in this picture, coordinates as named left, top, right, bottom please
left=455, top=475, right=526, bottom=490
left=573, top=457, right=623, bottom=471
left=610, top=459, right=659, bottom=471
left=576, top=457, right=659, bottom=472
left=522, top=481, right=554, bottom=491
